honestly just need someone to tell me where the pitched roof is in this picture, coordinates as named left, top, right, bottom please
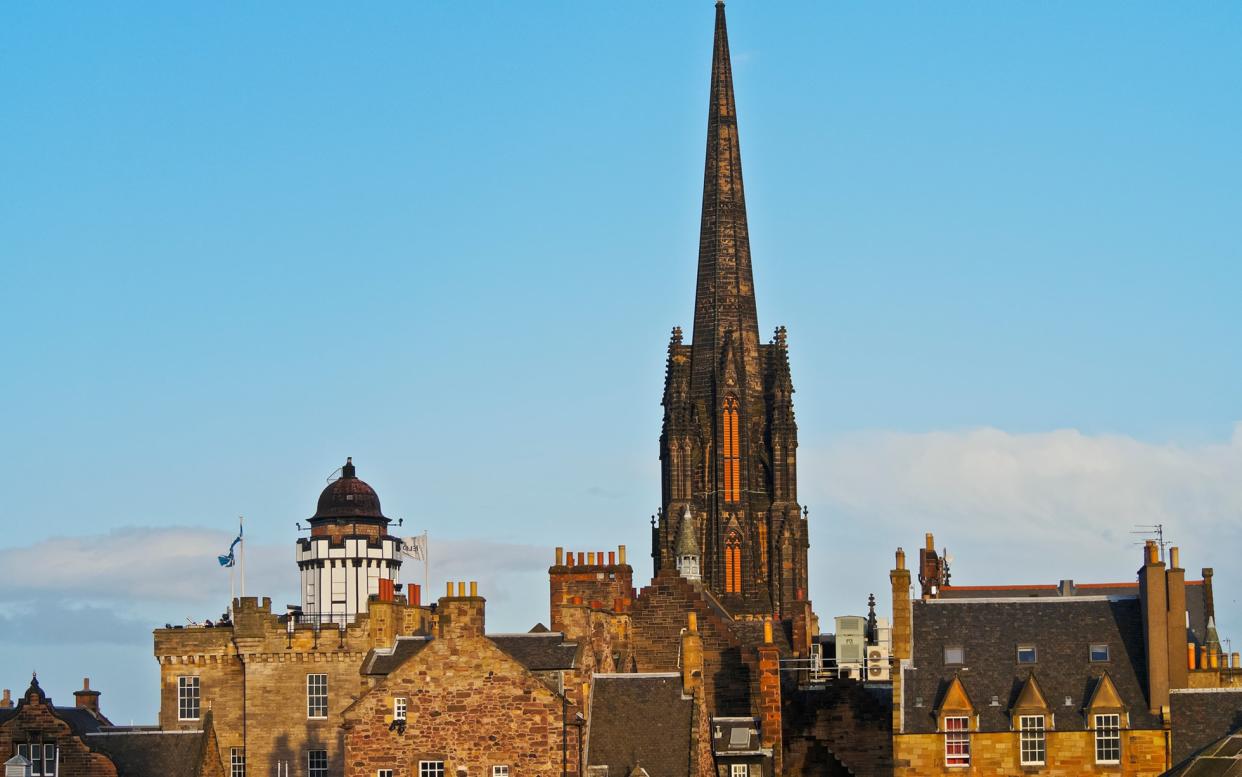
left=87, top=730, right=209, bottom=777
left=904, top=596, right=1160, bottom=734
left=487, top=633, right=578, bottom=671
left=1163, top=732, right=1242, bottom=777
left=362, top=636, right=432, bottom=676
left=1170, top=688, right=1242, bottom=766
left=587, top=674, right=693, bottom=777
left=1085, top=672, right=1125, bottom=712
left=1012, top=674, right=1050, bottom=713
left=935, top=675, right=974, bottom=715
left=0, top=704, right=107, bottom=736
left=939, top=579, right=1213, bottom=645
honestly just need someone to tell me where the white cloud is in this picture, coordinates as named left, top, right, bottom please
left=0, top=527, right=286, bottom=606
left=0, top=528, right=551, bottom=632
left=803, top=423, right=1242, bottom=644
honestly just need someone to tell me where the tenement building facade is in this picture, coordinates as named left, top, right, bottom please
left=888, top=535, right=1242, bottom=776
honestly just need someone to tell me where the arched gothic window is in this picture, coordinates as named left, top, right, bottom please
left=722, top=398, right=740, bottom=502
left=724, top=531, right=742, bottom=594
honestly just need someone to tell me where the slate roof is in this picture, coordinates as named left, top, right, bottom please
left=362, top=636, right=432, bottom=676
left=1164, top=732, right=1242, bottom=777
left=87, top=730, right=209, bottom=777
left=903, top=596, right=1160, bottom=734
left=1170, top=689, right=1242, bottom=766
left=940, top=579, right=1212, bottom=645
left=488, top=633, right=578, bottom=671
left=587, top=674, right=694, bottom=777
left=0, top=705, right=107, bottom=735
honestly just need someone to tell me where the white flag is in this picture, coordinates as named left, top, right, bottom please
left=401, top=535, right=427, bottom=560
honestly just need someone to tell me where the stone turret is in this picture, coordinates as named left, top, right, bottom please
left=676, top=506, right=701, bottom=582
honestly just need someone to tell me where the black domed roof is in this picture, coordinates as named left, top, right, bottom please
left=311, top=457, right=388, bottom=522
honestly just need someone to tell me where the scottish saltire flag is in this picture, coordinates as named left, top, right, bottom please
left=218, top=526, right=243, bottom=567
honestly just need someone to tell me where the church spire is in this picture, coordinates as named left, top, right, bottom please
left=691, top=0, right=760, bottom=380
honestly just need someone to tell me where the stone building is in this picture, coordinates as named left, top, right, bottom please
left=0, top=675, right=223, bottom=777
left=341, top=586, right=586, bottom=777
left=652, top=0, right=811, bottom=630
left=154, top=460, right=429, bottom=777
left=888, top=535, right=1240, bottom=776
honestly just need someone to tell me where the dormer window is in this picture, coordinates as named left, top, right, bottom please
left=1090, top=644, right=1110, bottom=662
left=1017, top=646, right=1037, bottom=664
left=944, top=646, right=965, bottom=665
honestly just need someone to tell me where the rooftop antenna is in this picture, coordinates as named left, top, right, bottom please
left=1130, top=524, right=1168, bottom=562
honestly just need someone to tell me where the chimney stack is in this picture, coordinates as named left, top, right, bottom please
left=1165, top=547, right=1189, bottom=691
left=0, top=689, right=11, bottom=709
left=1139, top=541, right=1170, bottom=713
left=74, top=677, right=101, bottom=717
left=437, top=581, right=485, bottom=640
left=755, top=618, right=783, bottom=774
left=681, top=613, right=703, bottom=695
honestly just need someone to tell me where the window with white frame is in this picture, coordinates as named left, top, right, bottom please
left=178, top=676, right=201, bottom=720
left=419, top=761, right=446, bottom=777
left=307, top=674, right=328, bottom=719
left=307, top=750, right=328, bottom=777
left=943, top=716, right=970, bottom=767
left=1090, top=644, right=1110, bottom=662
left=1094, top=713, right=1121, bottom=764
left=730, top=765, right=749, bottom=777
left=17, top=743, right=57, bottom=776
left=393, top=697, right=407, bottom=721
left=378, top=771, right=394, bottom=777
left=944, top=646, right=965, bottom=665
left=230, top=747, right=245, bottom=777
left=1019, top=715, right=1046, bottom=766
left=1016, top=645, right=1037, bottom=664
left=492, top=766, right=510, bottom=777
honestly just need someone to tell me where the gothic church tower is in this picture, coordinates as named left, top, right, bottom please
left=657, top=1, right=809, bottom=619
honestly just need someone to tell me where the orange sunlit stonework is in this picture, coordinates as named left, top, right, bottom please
left=724, top=530, right=742, bottom=593
left=722, top=397, right=740, bottom=502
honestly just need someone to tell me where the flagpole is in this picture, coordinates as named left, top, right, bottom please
left=239, top=516, right=246, bottom=598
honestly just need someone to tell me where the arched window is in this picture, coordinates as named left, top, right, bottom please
left=724, top=531, right=742, bottom=594
left=722, top=398, right=740, bottom=502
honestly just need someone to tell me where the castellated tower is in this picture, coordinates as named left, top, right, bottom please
left=297, top=457, right=404, bottom=621
left=655, top=0, right=809, bottom=620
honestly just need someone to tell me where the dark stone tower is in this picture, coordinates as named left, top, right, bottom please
left=656, top=1, right=809, bottom=619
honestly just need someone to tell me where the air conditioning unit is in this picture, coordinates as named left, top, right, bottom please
left=866, top=644, right=891, bottom=681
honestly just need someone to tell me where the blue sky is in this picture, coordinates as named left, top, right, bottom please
left=1, top=2, right=1239, bottom=723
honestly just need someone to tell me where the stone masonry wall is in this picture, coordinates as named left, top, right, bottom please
left=342, top=634, right=579, bottom=777
left=630, top=572, right=752, bottom=715
left=155, top=596, right=427, bottom=777
left=783, top=683, right=892, bottom=777
left=893, top=729, right=1168, bottom=776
